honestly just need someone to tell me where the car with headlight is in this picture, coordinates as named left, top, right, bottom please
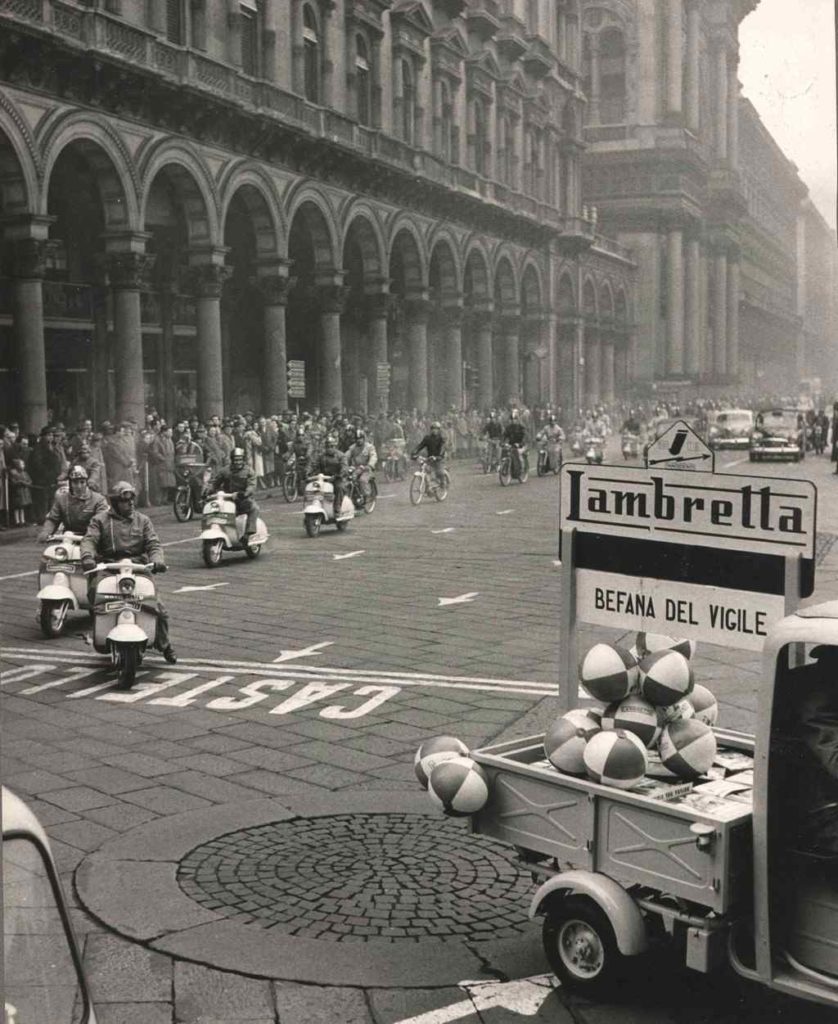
left=707, top=408, right=755, bottom=450
left=750, top=409, right=805, bottom=462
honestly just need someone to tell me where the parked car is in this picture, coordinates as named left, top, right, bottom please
left=707, top=408, right=755, bottom=450
left=750, top=409, right=805, bottom=462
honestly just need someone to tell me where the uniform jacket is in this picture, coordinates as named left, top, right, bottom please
left=412, top=433, right=445, bottom=458
left=81, top=508, right=164, bottom=563
left=347, top=441, right=378, bottom=469
left=44, top=489, right=109, bottom=534
left=210, top=464, right=256, bottom=498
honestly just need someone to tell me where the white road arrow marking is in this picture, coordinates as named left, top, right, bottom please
left=333, top=550, right=365, bottom=561
left=172, top=582, right=230, bottom=593
left=496, top=509, right=515, bottom=515
left=393, top=974, right=556, bottom=1024
left=437, top=592, right=479, bottom=607
left=273, top=641, right=334, bottom=664
left=431, top=528, right=455, bottom=534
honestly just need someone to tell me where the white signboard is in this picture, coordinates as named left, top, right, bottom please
left=577, top=570, right=786, bottom=651
left=560, top=464, right=816, bottom=559
left=645, top=419, right=714, bottom=472
left=287, top=359, right=306, bottom=399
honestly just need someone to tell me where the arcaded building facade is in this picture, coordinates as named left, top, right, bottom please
left=0, top=0, right=636, bottom=433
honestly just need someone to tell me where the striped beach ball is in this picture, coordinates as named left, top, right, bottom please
left=414, top=735, right=469, bottom=789
left=579, top=643, right=639, bottom=704
left=544, top=709, right=602, bottom=775
left=636, top=633, right=697, bottom=661
left=639, top=650, right=694, bottom=707
left=427, top=757, right=490, bottom=816
left=602, top=696, right=661, bottom=748
left=687, top=684, right=719, bottom=727
left=583, top=729, right=648, bottom=790
left=659, top=719, right=718, bottom=780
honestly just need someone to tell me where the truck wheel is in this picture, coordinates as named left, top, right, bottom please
left=542, top=896, right=627, bottom=997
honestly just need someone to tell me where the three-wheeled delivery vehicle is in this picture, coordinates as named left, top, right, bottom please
left=469, top=602, right=838, bottom=1007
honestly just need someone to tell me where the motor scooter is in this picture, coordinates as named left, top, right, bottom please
left=498, top=443, right=529, bottom=486
left=36, top=530, right=88, bottom=637
left=536, top=433, right=563, bottom=476
left=569, top=431, right=584, bottom=458
left=87, top=560, right=159, bottom=689
left=621, top=432, right=640, bottom=460
left=584, top=435, right=604, bottom=464
left=303, top=474, right=355, bottom=537
left=198, top=490, right=269, bottom=567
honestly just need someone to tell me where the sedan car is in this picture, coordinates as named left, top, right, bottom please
left=750, top=409, right=805, bottom=462
left=707, top=408, right=754, bottom=450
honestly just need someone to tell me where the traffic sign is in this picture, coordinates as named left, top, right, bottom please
left=645, top=419, right=714, bottom=471
left=376, top=361, right=391, bottom=396
left=287, top=359, right=306, bottom=398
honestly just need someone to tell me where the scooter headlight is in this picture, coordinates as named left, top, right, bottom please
left=52, top=547, right=68, bottom=561
left=118, top=577, right=136, bottom=595
left=118, top=609, right=135, bottom=623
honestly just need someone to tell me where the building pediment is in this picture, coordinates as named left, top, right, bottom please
left=345, top=0, right=393, bottom=36
left=431, top=26, right=469, bottom=79
left=389, top=0, right=434, bottom=37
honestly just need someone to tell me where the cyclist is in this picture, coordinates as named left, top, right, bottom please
left=503, top=410, right=528, bottom=479
left=481, top=411, right=504, bottom=468
left=346, top=429, right=378, bottom=503
left=411, top=421, right=447, bottom=489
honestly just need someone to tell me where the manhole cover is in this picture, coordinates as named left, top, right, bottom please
left=177, top=813, right=533, bottom=942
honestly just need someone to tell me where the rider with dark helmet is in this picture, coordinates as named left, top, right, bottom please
left=411, top=421, right=447, bottom=487
left=37, top=465, right=108, bottom=542
left=502, top=409, right=528, bottom=479
left=209, top=447, right=259, bottom=539
left=312, top=434, right=349, bottom=517
left=80, top=481, right=176, bottom=663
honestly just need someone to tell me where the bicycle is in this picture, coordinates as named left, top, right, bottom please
left=480, top=438, right=501, bottom=474
left=409, top=456, right=450, bottom=505
left=281, top=453, right=308, bottom=502
left=173, top=462, right=209, bottom=521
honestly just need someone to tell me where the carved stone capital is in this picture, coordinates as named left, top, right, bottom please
left=107, top=252, right=155, bottom=291
left=404, top=297, right=433, bottom=324
left=189, top=263, right=231, bottom=299
left=12, top=238, right=53, bottom=279
left=365, top=291, right=392, bottom=320
left=318, top=284, right=350, bottom=315
left=439, top=304, right=464, bottom=330
left=258, top=275, right=292, bottom=306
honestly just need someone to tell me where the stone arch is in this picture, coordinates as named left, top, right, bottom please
left=463, top=241, right=492, bottom=305
left=219, top=164, right=284, bottom=257
left=0, top=93, right=39, bottom=215
left=615, top=286, right=628, bottom=323
left=140, top=140, right=219, bottom=247
left=599, top=279, right=615, bottom=321
left=429, top=237, right=460, bottom=301
left=493, top=252, right=518, bottom=311
left=387, top=215, right=428, bottom=292
left=582, top=275, right=598, bottom=319
left=556, top=271, right=577, bottom=314
left=520, top=260, right=543, bottom=313
left=285, top=185, right=340, bottom=271
left=342, top=206, right=387, bottom=282
left=427, top=225, right=463, bottom=296
left=40, top=113, right=139, bottom=229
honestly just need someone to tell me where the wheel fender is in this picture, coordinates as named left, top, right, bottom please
left=199, top=526, right=228, bottom=541
left=37, top=584, right=78, bottom=608
left=107, top=623, right=149, bottom=644
left=529, top=871, right=647, bottom=956
left=303, top=501, right=324, bottom=516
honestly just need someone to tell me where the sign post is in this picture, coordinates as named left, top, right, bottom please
left=376, top=362, right=391, bottom=410
left=287, top=359, right=306, bottom=402
left=557, top=460, right=817, bottom=711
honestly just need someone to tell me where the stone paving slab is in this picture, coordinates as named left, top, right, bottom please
left=174, top=962, right=276, bottom=1022
left=273, top=983, right=374, bottom=1024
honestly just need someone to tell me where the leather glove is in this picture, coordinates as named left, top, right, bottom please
left=153, top=560, right=167, bottom=574
left=81, top=555, right=96, bottom=573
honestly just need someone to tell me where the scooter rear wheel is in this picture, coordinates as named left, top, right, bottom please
left=202, top=539, right=224, bottom=567
left=115, top=644, right=141, bottom=690
left=39, top=599, right=70, bottom=638
left=304, top=513, right=322, bottom=537
left=244, top=542, right=261, bottom=559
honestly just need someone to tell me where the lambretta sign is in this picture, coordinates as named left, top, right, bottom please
left=561, top=465, right=816, bottom=559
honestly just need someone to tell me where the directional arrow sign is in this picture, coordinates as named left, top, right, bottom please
left=394, top=974, right=556, bottom=1024
left=333, top=550, right=365, bottom=561
left=273, top=641, right=334, bottom=663
left=644, top=419, right=714, bottom=472
left=431, top=528, right=455, bottom=534
left=496, top=509, right=514, bottom=516
left=438, top=592, right=479, bottom=607
left=173, top=583, right=230, bottom=594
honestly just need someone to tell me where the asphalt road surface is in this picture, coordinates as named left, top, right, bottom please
left=3, top=441, right=838, bottom=1023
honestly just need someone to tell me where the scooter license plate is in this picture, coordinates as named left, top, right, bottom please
left=47, top=561, right=76, bottom=572
left=205, top=516, right=227, bottom=525
left=103, top=599, right=143, bottom=612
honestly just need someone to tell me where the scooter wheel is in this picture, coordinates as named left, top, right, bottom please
left=305, top=514, right=322, bottom=537
left=39, top=599, right=70, bottom=638
left=115, top=645, right=141, bottom=690
left=202, top=539, right=223, bottom=567
left=244, top=542, right=261, bottom=559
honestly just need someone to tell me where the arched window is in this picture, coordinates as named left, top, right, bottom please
left=355, top=33, right=371, bottom=125
left=599, top=28, right=626, bottom=124
left=166, top=0, right=184, bottom=44
left=303, top=3, right=321, bottom=103
left=401, top=59, right=416, bottom=144
left=473, top=97, right=489, bottom=176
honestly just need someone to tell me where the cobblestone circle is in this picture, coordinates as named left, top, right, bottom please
left=177, top=813, right=533, bottom=943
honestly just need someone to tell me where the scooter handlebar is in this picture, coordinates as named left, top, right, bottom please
left=83, top=561, right=155, bottom=576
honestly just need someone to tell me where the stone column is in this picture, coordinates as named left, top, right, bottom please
left=666, top=226, right=685, bottom=376
left=291, top=0, right=304, bottom=94
left=263, top=0, right=278, bottom=82
left=727, top=58, right=739, bottom=170
left=321, top=2, right=335, bottom=108
left=404, top=296, right=430, bottom=413
left=365, top=291, right=390, bottom=414
left=713, top=248, right=728, bottom=379
left=107, top=240, right=154, bottom=428
left=432, top=76, right=443, bottom=156
left=190, top=257, right=229, bottom=421
left=684, top=234, right=701, bottom=378
left=158, top=287, right=175, bottom=425
left=726, top=257, right=740, bottom=381
left=91, top=281, right=111, bottom=425
left=573, top=317, right=585, bottom=415
left=500, top=311, right=521, bottom=406
left=473, top=308, right=494, bottom=411
left=148, top=0, right=166, bottom=33
left=715, top=45, right=728, bottom=161
left=441, top=304, right=463, bottom=412
left=226, top=0, right=242, bottom=66
left=666, top=0, right=684, bottom=119
left=587, top=34, right=601, bottom=125
left=601, top=335, right=615, bottom=404
left=685, top=0, right=700, bottom=132
left=318, top=282, right=347, bottom=413
left=257, top=263, right=291, bottom=414
left=584, top=329, right=599, bottom=406
left=10, top=234, right=49, bottom=434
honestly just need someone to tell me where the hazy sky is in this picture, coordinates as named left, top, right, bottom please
left=739, top=0, right=837, bottom=229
